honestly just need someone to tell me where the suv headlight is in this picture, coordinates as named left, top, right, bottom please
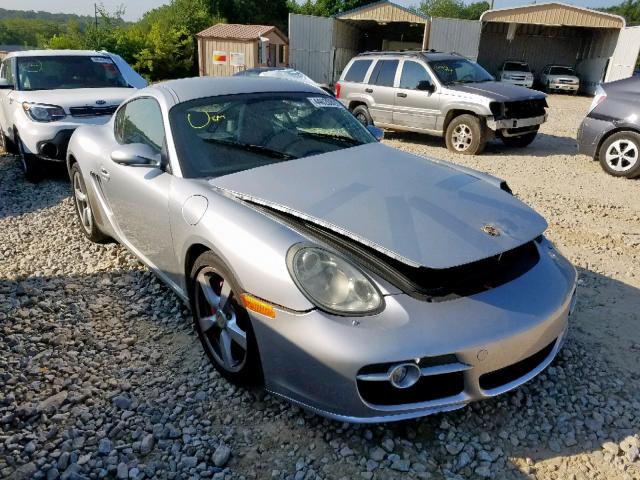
left=288, top=245, right=383, bottom=315
left=22, top=102, right=66, bottom=122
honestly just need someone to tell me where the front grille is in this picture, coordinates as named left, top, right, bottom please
left=479, top=339, right=556, bottom=390
left=501, top=99, right=547, bottom=119
left=69, top=105, right=118, bottom=117
left=559, top=79, right=575, bottom=84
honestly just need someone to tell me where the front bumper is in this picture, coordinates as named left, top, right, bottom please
left=500, top=78, right=534, bottom=88
left=14, top=114, right=112, bottom=161
left=549, top=82, right=579, bottom=92
left=487, top=114, right=547, bottom=131
left=250, top=240, right=577, bottom=422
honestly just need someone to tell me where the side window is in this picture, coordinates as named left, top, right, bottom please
left=0, top=60, right=14, bottom=85
left=368, top=60, right=399, bottom=87
left=115, top=98, right=165, bottom=152
left=399, top=61, right=432, bottom=90
left=344, top=60, right=372, bottom=83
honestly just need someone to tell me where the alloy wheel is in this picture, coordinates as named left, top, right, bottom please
left=195, top=268, right=248, bottom=373
left=73, top=171, right=93, bottom=234
left=605, top=139, right=638, bottom=172
left=452, top=124, right=473, bottom=152
left=355, top=113, right=368, bottom=126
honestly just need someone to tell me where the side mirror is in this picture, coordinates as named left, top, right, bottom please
left=110, top=143, right=160, bottom=167
left=0, top=78, right=14, bottom=90
left=366, top=125, right=384, bottom=141
left=417, top=81, right=435, bottom=93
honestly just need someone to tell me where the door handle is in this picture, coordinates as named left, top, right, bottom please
left=365, top=88, right=373, bottom=93
left=397, top=92, right=407, bottom=98
left=99, top=166, right=110, bottom=179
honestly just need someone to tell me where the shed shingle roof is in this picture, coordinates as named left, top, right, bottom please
left=197, top=23, right=284, bottom=40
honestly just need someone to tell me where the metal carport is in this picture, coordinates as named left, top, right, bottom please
left=478, top=2, right=638, bottom=94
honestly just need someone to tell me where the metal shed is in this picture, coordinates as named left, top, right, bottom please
left=289, top=1, right=640, bottom=92
left=478, top=2, right=638, bottom=94
left=196, top=24, right=288, bottom=77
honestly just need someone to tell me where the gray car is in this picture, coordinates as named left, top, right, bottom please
left=67, top=76, right=577, bottom=422
left=578, top=77, right=640, bottom=179
left=336, top=51, right=548, bottom=155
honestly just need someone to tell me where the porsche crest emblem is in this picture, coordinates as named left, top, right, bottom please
left=481, top=224, right=500, bottom=237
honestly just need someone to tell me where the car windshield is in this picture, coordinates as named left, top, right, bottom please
left=503, top=62, right=530, bottom=72
left=549, top=66, right=575, bottom=76
left=17, top=55, right=129, bottom=91
left=262, top=70, right=315, bottom=84
left=428, top=58, right=493, bottom=84
left=170, top=91, right=376, bottom=178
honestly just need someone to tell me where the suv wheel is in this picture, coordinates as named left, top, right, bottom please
left=352, top=105, right=372, bottom=127
left=15, top=133, right=42, bottom=183
left=500, top=130, right=538, bottom=148
left=599, top=131, right=640, bottom=179
left=445, top=114, right=486, bottom=155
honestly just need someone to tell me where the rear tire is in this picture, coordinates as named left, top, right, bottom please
left=500, top=131, right=538, bottom=148
left=352, top=105, right=373, bottom=127
left=16, top=134, right=42, bottom=182
left=598, top=131, right=640, bottom=179
left=70, top=163, right=110, bottom=242
left=445, top=114, right=486, bottom=155
left=190, top=251, right=263, bottom=386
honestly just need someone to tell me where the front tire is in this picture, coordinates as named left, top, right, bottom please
left=500, top=131, right=538, bottom=148
left=190, top=251, right=262, bottom=386
left=16, top=134, right=41, bottom=182
left=352, top=105, right=373, bottom=127
left=70, top=163, right=110, bottom=242
left=598, top=131, right=640, bottom=178
left=445, top=114, right=486, bottom=155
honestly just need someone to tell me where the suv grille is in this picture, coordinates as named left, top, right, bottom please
left=501, top=99, right=547, bottom=119
left=69, top=106, right=118, bottom=117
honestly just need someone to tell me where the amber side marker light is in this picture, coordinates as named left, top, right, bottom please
left=240, top=293, right=276, bottom=318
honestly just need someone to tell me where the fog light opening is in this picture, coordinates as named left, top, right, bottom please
left=388, top=363, right=421, bottom=389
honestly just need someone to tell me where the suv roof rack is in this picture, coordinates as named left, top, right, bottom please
left=356, top=49, right=442, bottom=57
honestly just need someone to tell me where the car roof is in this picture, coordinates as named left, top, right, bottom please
left=152, top=76, right=322, bottom=103
left=5, top=49, right=111, bottom=59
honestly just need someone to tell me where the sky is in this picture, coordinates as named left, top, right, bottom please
left=0, top=0, right=622, bottom=21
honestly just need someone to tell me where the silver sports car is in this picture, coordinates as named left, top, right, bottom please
left=67, top=76, right=577, bottom=422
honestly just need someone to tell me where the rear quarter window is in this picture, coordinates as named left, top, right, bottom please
left=344, top=60, right=372, bottom=83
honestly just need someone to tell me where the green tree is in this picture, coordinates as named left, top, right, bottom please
left=603, top=0, right=640, bottom=23
left=419, top=0, right=488, bottom=19
left=290, top=0, right=379, bottom=17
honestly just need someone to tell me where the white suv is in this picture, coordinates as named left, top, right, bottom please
left=497, top=61, right=534, bottom=89
left=0, top=50, right=146, bottom=181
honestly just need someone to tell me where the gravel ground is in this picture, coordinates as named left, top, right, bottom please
left=1, top=94, right=639, bottom=480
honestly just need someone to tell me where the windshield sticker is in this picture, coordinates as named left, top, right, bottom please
left=308, top=97, right=341, bottom=108
left=187, top=111, right=226, bottom=130
left=91, top=57, right=114, bottom=64
left=23, top=61, right=42, bottom=73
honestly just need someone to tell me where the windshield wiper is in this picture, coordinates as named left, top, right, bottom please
left=299, top=131, right=362, bottom=146
left=203, top=138, right=297, bottom=160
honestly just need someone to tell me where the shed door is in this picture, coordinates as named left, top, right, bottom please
left=288, top=14, right=335, bottom=84
left=606, top=26, right=640, bottom=83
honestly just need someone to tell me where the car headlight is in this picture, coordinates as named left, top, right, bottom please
left=288, top=245, right=383, bottom=315
left=22, top=102, right=66, bottom=122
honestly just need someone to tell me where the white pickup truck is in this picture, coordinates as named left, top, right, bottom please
left=0, top=50, right=146, bottom=181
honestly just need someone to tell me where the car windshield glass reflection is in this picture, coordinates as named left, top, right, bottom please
left=428, top=59, right=493, bottom=85
left=549, top=67, right=575, bottom=76
left=17, top=56, right=129, bottom=90
left=169, top=92, right=376, bottom=178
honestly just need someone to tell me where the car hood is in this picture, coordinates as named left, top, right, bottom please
left=209, top=143, right=547, bottom=269
left=17, top=88, right=134, bottom=113
left=445, top=81, right=544, bottom=102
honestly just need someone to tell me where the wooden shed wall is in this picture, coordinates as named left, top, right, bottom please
left=198, top=38, right=257, bottom=76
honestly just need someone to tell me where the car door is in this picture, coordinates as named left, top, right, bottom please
left=366, top=59, right=399, bottom=125
left=99, top=96, right=177, bottom=276
left=393, top=60, right=440, bottom=131
left=0, top=58, right=15, bottom=137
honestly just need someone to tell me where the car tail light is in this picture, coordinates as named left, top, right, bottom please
left=335, top=82, right=341, bottom=98
left=588, top=85, right=606, bottom=113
